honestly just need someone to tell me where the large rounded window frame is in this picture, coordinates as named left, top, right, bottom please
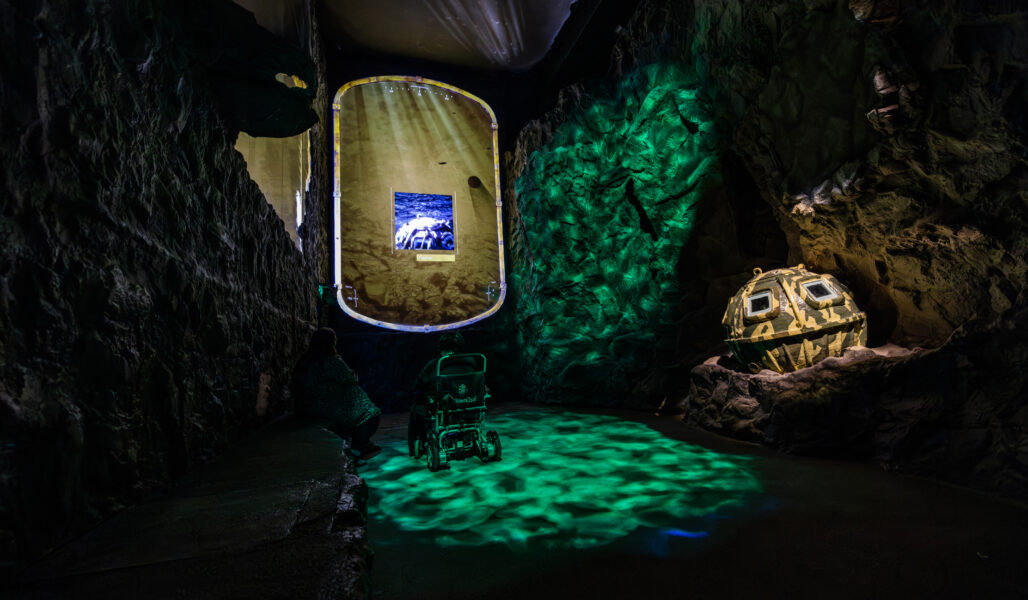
left=332, top=76, right=506, bottom=332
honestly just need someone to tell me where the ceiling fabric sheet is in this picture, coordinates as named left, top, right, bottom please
left=232, top=0, right=307, bottom=49
left=326, top=0, right=577, bottom=70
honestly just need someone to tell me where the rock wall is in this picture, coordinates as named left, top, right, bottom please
left=688, top=311, right=1028, bottom=497
left=305, top=0, right=335, bottom=283
left=683, top=0, right=1028, bottom=494
left=0, top=0, right=321, bottom=560
left=506, top=6, right=787, bottom=408
left=507, top=63, right=719, bottom=406
left=508, top=0, right=1026, bottom=493
left=691, top=0, right=1028, bottom=348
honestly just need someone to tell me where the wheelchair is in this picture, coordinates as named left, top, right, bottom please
left=411, top=353, right=501, bottom=472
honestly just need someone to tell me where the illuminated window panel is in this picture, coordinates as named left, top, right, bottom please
left=236, top=75, right=311, bottom=249
left=800, top=278, right=843, bottom=309
left=236, top=130, right=310, bottom=248
left=333, top=77, right=505, bottom=331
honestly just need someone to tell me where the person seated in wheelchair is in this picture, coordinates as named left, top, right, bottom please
left=409, top=332, right=500, bottom=470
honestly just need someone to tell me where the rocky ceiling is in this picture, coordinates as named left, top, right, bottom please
left=235, top=0, right=579, bottom=71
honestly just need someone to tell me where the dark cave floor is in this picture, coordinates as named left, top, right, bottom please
left=5, top=404, right=1026, bottom=600
left=364, top=404, right=1028, bottom=600
left=4, top=419, right=365, bottom=599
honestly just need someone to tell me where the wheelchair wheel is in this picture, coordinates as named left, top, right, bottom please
left=484, top=430, right=501, bottom=462
left=412, top=438, right=424, bottom=459
left=427, top=439, right=442, bottom=472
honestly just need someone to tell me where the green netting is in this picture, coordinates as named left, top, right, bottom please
left=511, top=62, right=719, bottom=403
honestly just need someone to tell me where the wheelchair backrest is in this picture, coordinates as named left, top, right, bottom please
left=435, top=353, right=486, bottom=407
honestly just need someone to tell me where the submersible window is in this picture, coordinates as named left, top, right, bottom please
left=746, top=291, right=773, bottom=317
left=333, top=76, right=505, bottom=332
left=802, top=280, right=838, bottom=302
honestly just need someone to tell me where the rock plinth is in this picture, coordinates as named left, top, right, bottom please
left=689, top=313, right=1028, bottom=497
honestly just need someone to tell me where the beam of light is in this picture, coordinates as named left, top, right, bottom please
left=361, top=411, right=762, bottom=550
left=420, top=0, right=573, bottom=69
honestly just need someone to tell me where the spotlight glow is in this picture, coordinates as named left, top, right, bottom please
left=362, top=411, right=762, bottom=549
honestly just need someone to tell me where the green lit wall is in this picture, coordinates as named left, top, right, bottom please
left=510, top=63, right=719, bottom=404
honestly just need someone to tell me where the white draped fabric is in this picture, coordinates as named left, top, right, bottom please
left=326, top=0, right=577, bottom=70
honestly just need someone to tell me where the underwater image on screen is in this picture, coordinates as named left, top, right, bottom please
left=394, top=192, right=456, bottom=251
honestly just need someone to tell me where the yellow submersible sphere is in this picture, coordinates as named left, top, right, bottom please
left=722, top=265, right=868, bottom=373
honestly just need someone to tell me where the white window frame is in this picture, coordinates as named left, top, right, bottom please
left=745, top=290, right=775, bottom=319
left=801, top=279, right=841, bottom=307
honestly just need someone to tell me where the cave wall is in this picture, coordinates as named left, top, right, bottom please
left=305, top=0, right=334, bottom=283
left=0, top=0, right=322, bottom=560
left=691, top=0, right=1028, bottom=348
left=508, top=0, right=1026, bottom=493
left=507, top=63, right=719, bottom=407
left=683, top=0, right=1027, bottom=495
left=509, top=0, right=1027, bottom=375
left=506, top=7, right=788, bottom=408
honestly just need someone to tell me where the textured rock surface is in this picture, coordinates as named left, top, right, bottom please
left=506, top=64, right=742, bottom=407
left=686, top=0, right=1027, bottom=495
left=508, top=0, right=1026, bottom=494
left=5, top=420, right=372, bottom=599
left=505, top=6, right=790, bottom=407
left=691, top=0, right=1028, bottom=347
left=0, top=0, right=323, bottom=560
left=306, top=0, right=335, bottom=282
left=689, top=310, right=1028, bottom=498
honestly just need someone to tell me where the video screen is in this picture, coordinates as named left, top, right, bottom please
left=394, top=192, right=456, bottom=251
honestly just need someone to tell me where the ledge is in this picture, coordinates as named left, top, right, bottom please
left=5, top=418, right=370, bottom=599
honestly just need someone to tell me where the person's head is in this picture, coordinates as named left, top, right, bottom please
left=308, top=328, right=338, bottom=358
left=438, top=332, right=465, bottom=356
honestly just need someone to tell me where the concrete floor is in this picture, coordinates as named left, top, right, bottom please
left=363, top=403, right=1028, bottom=600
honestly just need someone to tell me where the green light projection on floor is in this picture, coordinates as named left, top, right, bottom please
left=362, top=411, right=761, bottom=549
left=510, top=63, right=719, bottom=403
